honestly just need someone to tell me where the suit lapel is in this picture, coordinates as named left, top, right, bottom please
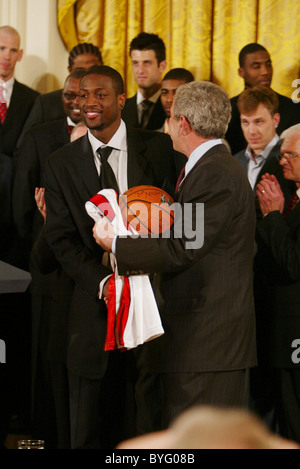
left=126, top=126, right=153, bottom=188
left=285, top=195, right=300, bottom=226
left=176, top=143, right=226, bottom=195
left=73, top=134, right=100, bottom=197
left=256, top=141, right=281, bottom=183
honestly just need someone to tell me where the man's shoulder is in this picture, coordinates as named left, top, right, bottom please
left=36, top=89, right=63, bottom=103
left=28, top=118, right=66, bottom=136
left=232, top=148, right=247, bottom=160
left=275, top=90, right=298, bottom=109
left=124, top=94, right=137, bottom=107
left=13, top=80, right=40, bottom=99
left=127, top=125, right=172, bottom=145
left=48, top=135, right=86, bottom=162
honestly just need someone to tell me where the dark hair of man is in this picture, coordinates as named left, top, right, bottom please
left=163, top=68, right=194, bottom=83
left=65, top=68, right=87, bottom=84
left=81, top=65, right=125, bottom=95
left=68, top=42, right=103, bottom=69
left=237, top=85, right=279, bottom=116
left=129, top=32, right=166, bottom=64
left=238, top=43, right=268, bottom=67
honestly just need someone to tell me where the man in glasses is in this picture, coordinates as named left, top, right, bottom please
left=233, top=85, right=296, bottom=433
left=255, top=123, right=300, bottom=444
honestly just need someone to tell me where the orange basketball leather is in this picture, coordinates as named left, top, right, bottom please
left=119, top=185, right=174, bottom=235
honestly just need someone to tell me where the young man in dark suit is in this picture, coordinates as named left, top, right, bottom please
left=226, top=43, right=300, bottom=155
left=11, top=68, right=87, bottom=449
left=94, top=81, right=257, bottom=431
left=256, top=123, right=300, bottom=443
left=43, top=65, right=178, bottom=449
left=121, top=32, right=167, bottom=130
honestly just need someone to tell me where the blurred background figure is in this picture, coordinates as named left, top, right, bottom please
left=121, top=32, right=167, bottom=130
left=117, top=405, right=300, bottom=449
left=158, top=67, right=194, bottom=134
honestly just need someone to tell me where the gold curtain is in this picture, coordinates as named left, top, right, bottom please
left=57, top=0, right=300, bottom=100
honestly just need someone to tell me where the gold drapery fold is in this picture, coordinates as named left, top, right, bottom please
left=57, top=0, right=300, bottom=99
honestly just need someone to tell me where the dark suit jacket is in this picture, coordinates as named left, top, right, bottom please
left=256, top=201, right=300, bottom=368
left=116, top=144, right=257, bottom=373
left=16, top=89, right=65, bottom=145
left=226, top=91, right=300, bottom=155
left=233, top=140, right=296, bottom=219
left=43, top=126, right=178, bottom=378
left=121, top=94, right=166, bottom=130
left=0, top=80, right=39, bottom=262
left=13, top=118, right=70, bottom=259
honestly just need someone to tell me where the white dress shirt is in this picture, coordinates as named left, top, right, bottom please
left=0, top=76, right=14, bottom=107
left=178, top=138, right=223, bottom=188
left=88, top=119, right=128, bottom=296
left=245, top=134, right=279, bottom=189
left=88, top=119, right=128, bottom=194
left=136, top=88, right=161, bottom=124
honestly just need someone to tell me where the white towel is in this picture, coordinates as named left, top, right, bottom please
left=85, top=189, right=164, bottom=351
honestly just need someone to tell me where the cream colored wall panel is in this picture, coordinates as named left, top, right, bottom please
left=0, top=0, right=68, bottom=93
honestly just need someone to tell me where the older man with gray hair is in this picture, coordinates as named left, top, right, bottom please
left=256, top=123, right=300, bottom=443
left=93, top=81, right=257, bottom=432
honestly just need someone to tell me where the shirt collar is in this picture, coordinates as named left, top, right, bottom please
left=0, top=76, right=14, bottom=103
left=88, top=119, right=127, bottom=156
left=185, top=138, right=223, bottom=177
left=245, top=134, right=279, bottom=162
left=137, top=88, right=161, bottom=105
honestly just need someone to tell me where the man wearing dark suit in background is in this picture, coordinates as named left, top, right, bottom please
left=226, top=43, right=300, bottom=155
left=43, top=65, right=178, bottom=448
left=233, top=86, right=296, bottom=431
left=256, top=123, right=300, bottom=443
left=11, top=68, right=86, bottom=448
left=0, top=25, right=39, bottom=449
left=16, top=42, right=103, bottom=142
left=121, top=32, right=167, bottom=130
left=94, top=81, right=257, bottom=431
left=0, top=25, right=39, bottom=262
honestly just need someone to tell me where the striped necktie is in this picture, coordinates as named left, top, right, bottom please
left=175, top=165, right=186, bottom=192
left=0, top=86, right=7, bottom=124
left=284, top=191, right=299, bottom=218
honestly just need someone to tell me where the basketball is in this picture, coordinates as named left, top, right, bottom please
left=119, top=185, right=174, bottom=235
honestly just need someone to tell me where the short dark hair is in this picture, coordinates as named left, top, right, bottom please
left=65, top=68, right=87, bottom=84
left=81, top=65, right=124, bottom=95
left=239, top=43, right=268, bottom=67
left=163, top=68, right=194, bottom=83
left=129, top=32, right=166, bottom=64
left=68, top=42, right=103, bottom=69
left=237, top=85, right=279, bottom=116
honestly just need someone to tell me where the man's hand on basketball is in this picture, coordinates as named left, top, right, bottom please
left=93, top=218, right=115, bottom=252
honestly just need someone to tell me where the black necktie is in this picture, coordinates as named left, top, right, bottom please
left=140, top=100, right=153, bottom=128
left=98, top=146, right=120, bottom=194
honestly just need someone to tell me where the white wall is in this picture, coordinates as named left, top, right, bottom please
left=0, top=0, right=69, bottom=93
